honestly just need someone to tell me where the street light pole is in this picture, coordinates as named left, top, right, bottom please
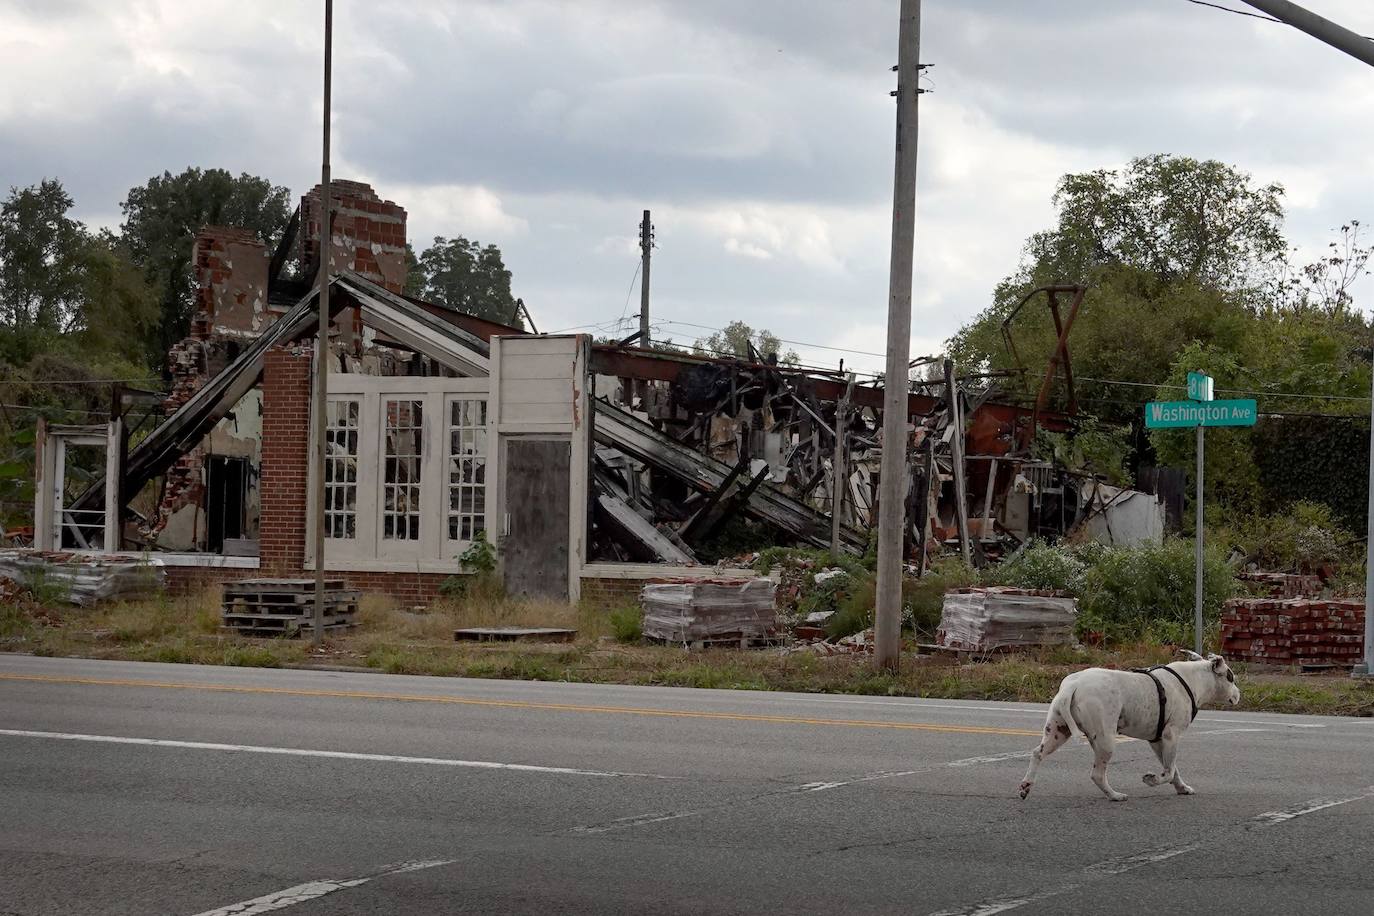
left=1238, top=0, right=1372, bottom=676
left=874, top=0, right=922, bottom=672
left=311, top=0, right=333, bottom=649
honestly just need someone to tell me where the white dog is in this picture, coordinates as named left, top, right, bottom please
left=1018, top=651, right=1241, bottom=801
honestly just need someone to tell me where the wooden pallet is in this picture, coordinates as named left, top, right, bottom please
left=224, top=593, right=359, bottom=613
left=645, top=632, right=782, bottom=650
left=221, top=611, right=356, bottom=637
left=223, top=579, right=352, bottom=604
left=454, top=627, right=578, bottom=643
left=220, top=578, right=359, bottom=638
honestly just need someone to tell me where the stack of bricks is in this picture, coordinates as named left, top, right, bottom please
left=1236, top=572, right=1323, bottom=599
left=1221, top=597, right=1366, bottom=667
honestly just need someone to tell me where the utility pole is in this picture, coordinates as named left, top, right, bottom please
left=639, top=210, right=653, bottom=350
left=874, top=0, right=921, bottom=671
left=1237, top=1, right=1372, bottom=675
left=311, top=0, right=333, bottom=649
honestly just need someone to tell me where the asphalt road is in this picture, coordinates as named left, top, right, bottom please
left=1, top=654, right=1372, bottom=916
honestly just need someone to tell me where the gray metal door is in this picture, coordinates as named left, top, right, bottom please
left=502, top=438, right=571, bottom=600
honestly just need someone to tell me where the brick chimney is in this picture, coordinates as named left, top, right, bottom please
left=299, top=180, right=408, bottom=294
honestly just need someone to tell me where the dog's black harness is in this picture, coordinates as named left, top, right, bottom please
left=1132, top=665, right=1199, bottom=743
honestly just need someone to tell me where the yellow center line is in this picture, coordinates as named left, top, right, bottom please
left=0, top=673, right=1042, bottom=737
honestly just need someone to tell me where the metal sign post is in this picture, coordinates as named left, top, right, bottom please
left=1146, top=374, right=1257, bottom=654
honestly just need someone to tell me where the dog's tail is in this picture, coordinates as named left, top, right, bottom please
left=1048, top=682, right=1080, bottom=738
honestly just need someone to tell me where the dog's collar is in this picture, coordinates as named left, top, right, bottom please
left=1132, top=665, right=1199, bottom=743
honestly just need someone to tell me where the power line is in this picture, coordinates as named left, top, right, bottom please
left=1184, top=0, right=1374, bottom=40
left=617, top=260, right=642, bottom=326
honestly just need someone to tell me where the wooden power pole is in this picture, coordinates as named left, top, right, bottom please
left=874, top=0, right=922, bottom=671
left=639, top=210, right=653, bottom=350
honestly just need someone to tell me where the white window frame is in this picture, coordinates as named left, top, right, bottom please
left=307, top=375, right=490, bottom=573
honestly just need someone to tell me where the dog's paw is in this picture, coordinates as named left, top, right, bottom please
left=1174, top=784, right=1195, bottom=796
left=1108, top=792, right=1129, bottom=802
left=1142, top=773, right=1162, bottom=787
left=1018, top=781, right=1032, bottom=800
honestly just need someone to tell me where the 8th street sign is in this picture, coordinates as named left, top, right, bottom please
left=1144, top=398, right=1258, bottom=429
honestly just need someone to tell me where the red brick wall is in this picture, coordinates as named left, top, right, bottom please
left=580, top=577, right=647, bottom=610
left=300, top=180, right=408, bottom=294
left=261, top=346, right=312, bottom=576
left=164, top=566, right=453, bottom=604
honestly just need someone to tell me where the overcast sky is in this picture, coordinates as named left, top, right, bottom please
left=4, top=0, right=1373, bottom=374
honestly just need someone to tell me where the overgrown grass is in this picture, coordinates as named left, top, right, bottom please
left=3, top=587, right=1371, bottom=718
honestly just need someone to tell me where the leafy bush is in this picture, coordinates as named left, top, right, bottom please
left=826, top=577, right=875, bottom=639
left=905, top=557, right=978, bottom=638
left=988, top=539, right=1085, bottom=592
left=1211, top=501, right=1354, bottom=572
left=440, top=530, right=503, bottom=601
left=1075, top=538, right=1236, bottom=642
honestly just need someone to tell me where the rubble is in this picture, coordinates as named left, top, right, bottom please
left=936, top=587, right=1078, bottom=652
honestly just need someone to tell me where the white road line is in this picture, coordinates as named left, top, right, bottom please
left=0, top=729, right=675, bottom=779
left=569, top=811, right=702, bottom=834
left=926, top=785, right=1374, bottom=916
left=1250, top=785, right=1374, bottom=826
left=189, top=859, right=453, bottom=916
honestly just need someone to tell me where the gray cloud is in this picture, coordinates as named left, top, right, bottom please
left=2, top=0, right=1372, bottom=375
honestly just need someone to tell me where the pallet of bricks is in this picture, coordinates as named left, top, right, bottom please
left=936, top=587, right=1078, bottom=653
left=221, top=578, right=360, bottom=637
left=1221, top=597, right=1365, bottom=668
left=641, top=578, right=778, bottom=648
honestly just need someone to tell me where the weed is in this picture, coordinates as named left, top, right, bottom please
left=607, top=606, right=643, bottom=643
left=222, top=645, right=284, bottom=668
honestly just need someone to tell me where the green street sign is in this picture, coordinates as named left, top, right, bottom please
left=1187, top=371, right=1214, bottom=402
left=1145, top=399, right=1258, bottom=429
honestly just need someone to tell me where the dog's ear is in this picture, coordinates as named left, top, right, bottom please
left=1177, top=649, right=1204, bottom=661
left=1210, top=655, right=1226, bottom=674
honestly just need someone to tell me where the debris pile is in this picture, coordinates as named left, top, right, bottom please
left=0, top=550, right=165, bottom=606
left=641, top=578, right=778, bottom=645
left=936, top=587, right=1077, bottom=652
left=1221, top=597, right=1365, bottom=667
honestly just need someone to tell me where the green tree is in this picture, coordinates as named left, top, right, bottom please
left=1024, top=153, right=1286, bottom=289
left=403, top=242, right=425, bottom=298
left=0, top=180, right=158, bottom=527
left=0, top=179, right=88, bottom=346
left=410, top=236, right=522, bottom=327
left=693, top=320, right=799, bottom=365
left=948, top=155, right=1310, bottom=428
left=119, top=168, right=291, bottom=369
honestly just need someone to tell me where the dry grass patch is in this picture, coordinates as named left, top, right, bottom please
left=3, top=587, right=1371, bottom=718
